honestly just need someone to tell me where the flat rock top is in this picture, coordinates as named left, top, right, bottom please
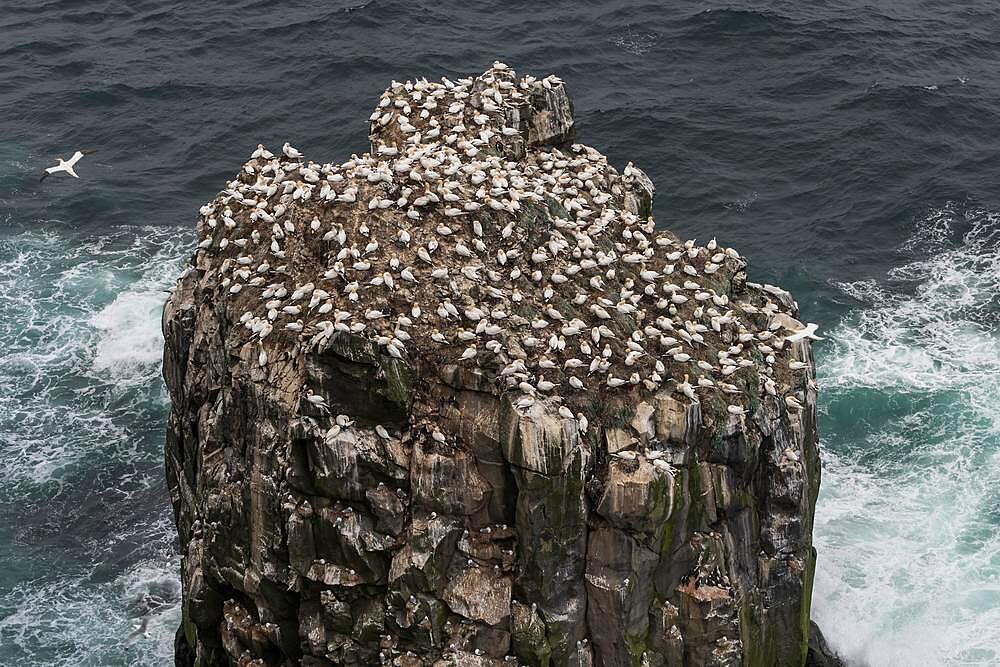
left=186, top=62, right=814, bottom=421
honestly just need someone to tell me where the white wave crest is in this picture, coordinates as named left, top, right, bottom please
left=89, top=241, right=186, bottom=384
left=814, top=205, right=1000, bottom=665
left=0, top=226, right=189, bottom=489
left=0, top=517, right=181, bottom=667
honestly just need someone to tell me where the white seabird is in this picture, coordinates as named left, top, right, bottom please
left=785, top=322, right=823, bottom=343
left=40, top=150, right=95, bottom=181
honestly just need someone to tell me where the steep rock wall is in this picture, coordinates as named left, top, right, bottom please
left=164, top=63, right=822, bottom=667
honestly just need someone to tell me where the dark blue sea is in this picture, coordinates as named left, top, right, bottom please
left=1, top=2, right=998, bottom=664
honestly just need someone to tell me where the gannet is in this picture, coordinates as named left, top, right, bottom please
left=785, top=322, right=823, bottom=343
left=40, top=150, right=95, bottom=181
left=785, top=396, right=804, bottom=411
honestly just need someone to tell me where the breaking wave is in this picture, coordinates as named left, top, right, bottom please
left=814, top=206, right=1000, bottom=666
left=0, top=226, right=189, bottom=665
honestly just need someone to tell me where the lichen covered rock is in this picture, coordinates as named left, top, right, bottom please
left=164, top=62, right=822, bottom=666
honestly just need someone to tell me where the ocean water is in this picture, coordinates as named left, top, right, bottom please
left=1, top=1, right=998, bottom=665
left=813, top=207, right=1000, bottom=665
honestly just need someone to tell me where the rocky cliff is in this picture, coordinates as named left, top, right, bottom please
left=163, top=63, right=823, bottom=666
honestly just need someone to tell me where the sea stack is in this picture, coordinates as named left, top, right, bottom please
left=163, top=62, right=822, bottom=666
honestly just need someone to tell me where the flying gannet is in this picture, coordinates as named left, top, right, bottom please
left=785, top=322, right=823, bottom=343
left=40, top=150, right=95, bottom=181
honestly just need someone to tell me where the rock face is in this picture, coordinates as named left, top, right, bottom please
left=164, top=63, right=822, bottom=666
left=805, top=622, right=846, bottom=667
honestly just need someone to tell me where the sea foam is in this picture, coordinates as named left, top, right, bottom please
left=0, top=227, right=187, bottom=490
left=0, top=226, right=187, bottom=665
left=814, top=206, right=1000, bottom=666
left=89, top=235, right=187, bottom=385
left=0, top=515, right=181, bottom=666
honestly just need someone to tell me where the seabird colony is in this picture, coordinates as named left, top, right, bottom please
left=189, top=61, right=817, bottom=443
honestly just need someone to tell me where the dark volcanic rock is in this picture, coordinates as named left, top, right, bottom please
left=806, top=621, right=846, bottom=667
left=164, top=63, right=823, bottom=666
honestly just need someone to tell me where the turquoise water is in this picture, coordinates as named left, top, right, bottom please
left=812, top=207, right=1000, bottom=665
left=0, top=225, right=187, bottom=665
